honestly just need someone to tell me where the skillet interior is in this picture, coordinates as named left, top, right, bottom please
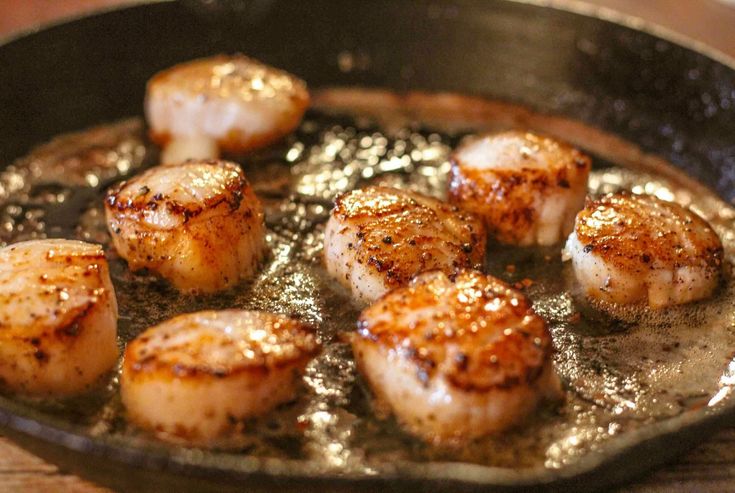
left=1, top=1, right=735, bottom=491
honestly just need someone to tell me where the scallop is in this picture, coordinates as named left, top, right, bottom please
left=121, top=310, right=320, bottom=445
left=353, top=269, right=561, bottom=443
left=323, top=186, right=486, bottom=304
left=145, top=54, right=310, bottom=163
left=449, top=130, right=591, bottom=245
left=105, top=159, right=265, bottom=294
left=0, top=239, right=118, bottom=396
left=565, top=192, right=723, bottom=309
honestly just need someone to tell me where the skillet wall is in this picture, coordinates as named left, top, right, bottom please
left=0, top=0, right=734, bottom=200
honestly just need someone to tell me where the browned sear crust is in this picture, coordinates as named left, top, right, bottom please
left=575, top=192, right=723, bottom=274
left=332, top=186, right=486, bottom=290
left=124, top=310, right=320, bottom=380
left=357, top=270, right=552, bottom=391
left=449, top=130, right=590, bottom=245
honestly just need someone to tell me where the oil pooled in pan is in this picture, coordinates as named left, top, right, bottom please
left=1, top=89, right=735, bottom=473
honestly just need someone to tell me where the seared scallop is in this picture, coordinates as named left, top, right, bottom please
left=565, top=192, right=723, bottom=309
left=0, top=239, right=118, bottom=396
left=105, top=159, right=265, bottom=294
left=324, top=186, right=486, bottom=304
left=353, top=269, right=561, bottom=443
left=145, top=54, right=310, bottom=163
left=121, top=310, right=319, bottom=445
left=449, top=130, right=591, bottom=246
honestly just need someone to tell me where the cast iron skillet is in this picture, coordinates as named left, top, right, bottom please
left=1, top=1, right=734, bottom=491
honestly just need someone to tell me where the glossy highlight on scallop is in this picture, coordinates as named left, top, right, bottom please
left=105, top=159, right=265, bottom=294
left=354, top=269, right=561, bottom=443
left=565, top=192, right=723, bottom=309
left=121, top=309, right=320, bottom=445
left=324, top=186, right=486, bottom=304
left=449, top=130, right=591, bottom=246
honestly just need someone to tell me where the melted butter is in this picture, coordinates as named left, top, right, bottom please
left=2, top=89, right=735, bottom=474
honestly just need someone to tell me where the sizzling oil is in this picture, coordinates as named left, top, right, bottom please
left=2, top=89, right=735, bottom=473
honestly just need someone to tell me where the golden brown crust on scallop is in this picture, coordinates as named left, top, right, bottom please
left=146, top=54, right=310, bottom=153
left=0, top=242, right=109, bottom=340
left=123, top=310, right=320, bottom=380
left=357, top=270, right=552, bottom=392
left=0, top=240, right=118, bottom=396
left=105, top=160, right=250, bottom=226
left=448, top=131, right=590, bottom=244
left=104, top=159, right=265, bottom=293
left=147, top=55, right=309, bottom=105
left=332, top=187, right=486, bottom=289
left=575, top=192, right=723, bottom=274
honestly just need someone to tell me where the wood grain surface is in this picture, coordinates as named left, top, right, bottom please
left=1, top=0, right=735, bottom=491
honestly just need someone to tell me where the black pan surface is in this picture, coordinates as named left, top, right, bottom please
left=1, top=1, right=735, bottom=492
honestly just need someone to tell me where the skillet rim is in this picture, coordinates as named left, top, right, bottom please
left=2, top=0, right=733, bottom=72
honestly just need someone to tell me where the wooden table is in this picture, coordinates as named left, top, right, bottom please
left=1, top=1, right=735, bottom=491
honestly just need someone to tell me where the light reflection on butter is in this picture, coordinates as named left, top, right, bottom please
left=292, top=124, right=451, bottom=200
left=300, top=344, right=374, bottom=473
left=545, top=426, right=608, bottom=468
left=708, top=358, right=735, bottom=407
